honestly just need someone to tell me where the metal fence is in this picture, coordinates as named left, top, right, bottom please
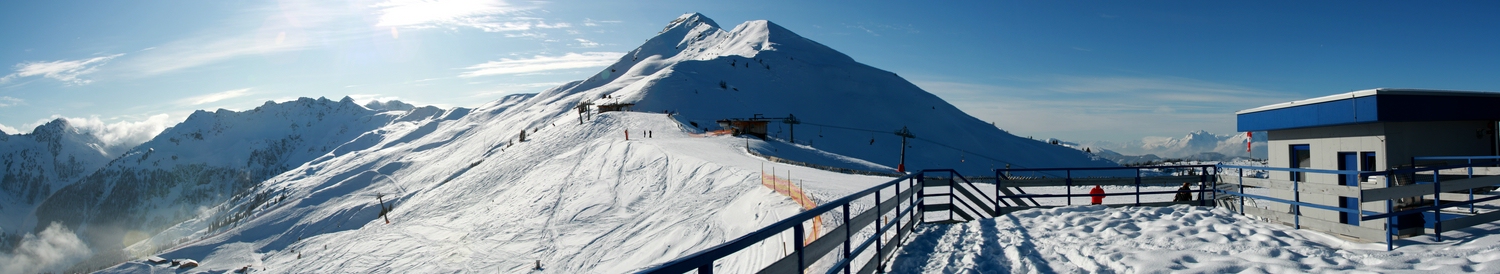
left=1219, top=156, right=1500, bottom=251
left=638, top=169, right=945, bottom=274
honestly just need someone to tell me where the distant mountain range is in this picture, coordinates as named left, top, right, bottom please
left=1065, top=130, right=1268, bottom=164
left=6, top=97, right=465, bottom=271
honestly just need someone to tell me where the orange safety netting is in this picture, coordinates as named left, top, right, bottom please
left=761, top=173, right=822, bottom=245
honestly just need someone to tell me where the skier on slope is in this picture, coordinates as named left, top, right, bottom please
left=1090, top=185, right=1105, bottom=205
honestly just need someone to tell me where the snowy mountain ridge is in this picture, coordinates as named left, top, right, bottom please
left=0, top=119, right=116, bottom=250
left=59, top=12, right=1119, bottom=273
left=21, top=96, right=469, bottom=271
left=1075, top=130, right=1268, bottom=161
left=571, top=12, right=1115, bottom=174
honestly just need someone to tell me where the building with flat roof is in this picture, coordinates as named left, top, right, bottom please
left=1236, top=88, right=1500, bottom=234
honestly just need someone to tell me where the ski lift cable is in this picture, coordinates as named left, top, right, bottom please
left=909, top=136, right=1064, bottom=178
left=801, top=121, right=1025, bottom=167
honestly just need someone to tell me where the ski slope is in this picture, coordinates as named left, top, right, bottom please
left=102, top=111, right=894, bottom=273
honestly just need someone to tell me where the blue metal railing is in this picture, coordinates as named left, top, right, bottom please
left=1218, top=156, right=1500, bottom=251
left=996, top=165, right=1219, bottom=208
left=1413, top=156, right=1500, bottom=213
left=638, top=169, right=934, bottom=274
left=644, top=157, right=1500, bottom=273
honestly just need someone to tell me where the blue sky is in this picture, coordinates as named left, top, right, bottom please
left=0, top=1, right=1496, bottom=146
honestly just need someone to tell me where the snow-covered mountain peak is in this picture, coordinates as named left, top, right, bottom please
left=33, top=118, right=70, bottom=135
left=1075, top=130, right=1266, bottom=162
left=532, top=13, right=1113, bottom=175
left=26, top=118, right=110, bottom=157
left=28, top=94, right=427, bottom=262
left=662, top=12, right=718, bottom=34
left=0, top=118, right=115, bottom=249
left=364, top=100, right=416, bottom=112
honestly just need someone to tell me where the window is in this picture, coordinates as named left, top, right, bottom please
left=1291, top=145, right=1311, bottom=182
left=1360, top=152, right=1377, bottom=183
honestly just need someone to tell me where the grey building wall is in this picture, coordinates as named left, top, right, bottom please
left=1262, top=120, right=1498, bottom=230
left=1267, top=123, right=1386, bottom=227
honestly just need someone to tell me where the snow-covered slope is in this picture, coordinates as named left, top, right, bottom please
left=894, top=205, right=1500, bottom=273
left=85, top=13, right=1122, bottom=273
left=0, top=119, right=114, bottom=249
left=107, top=109, right=892, bottom=273
left=28, top=97, right=466, bottom=269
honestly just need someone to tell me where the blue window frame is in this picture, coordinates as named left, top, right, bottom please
left=1291, top=145, right=1310, bottom=182
left=1338, top=152, right=1360, bottom=225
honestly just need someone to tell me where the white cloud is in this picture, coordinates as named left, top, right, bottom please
left=460, top=52, right=622, bottom=77
left=117, top=0, right=356, bottom=77
left=69, top=114, right=176, bottom=155
left=575, top=38, right=601, bottom=48
left=0, top=96, right=22, bottom=107
left=1, top=54, right=123, bottom=85
left=372, top=0, right=565, bottom=32
left=124, top=31, right=317, bottom=76
left=0, top=123, right=17, bottom=134
left=349, top=94, right=402, bottom=104
left=504, top=32, right=548, bottom=38
left=18, top=114, right=177, bottom=155
left=177, top=88, right=254, bottom=106
left=373, top=0, right=518, bottom=26
left=582, top=18, right=621, bottom=27
left=0, top=223, right=93, bottom=274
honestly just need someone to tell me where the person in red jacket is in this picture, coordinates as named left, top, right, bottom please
left=1090, top=185, right=1105, bottom=205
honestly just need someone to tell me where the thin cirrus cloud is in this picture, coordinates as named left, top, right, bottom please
left=460, top=52, right=623, bottom=77
left=372, top=0, right=567, bottom=32
left=114, top=0, right=364, bottom=77
left=575, top=38, right=601, bottom=48
left=0, top=54, right=124, bottom=85
left=124, top=30, right=316, bottom=77
left=177, top=88, right=254, bottom=106
left=0, top=96, right=21, bottom=107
